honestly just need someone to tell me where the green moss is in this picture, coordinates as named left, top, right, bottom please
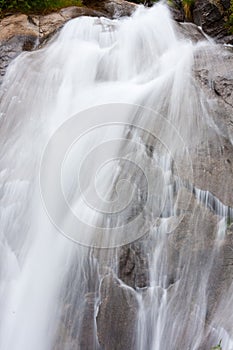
left=122, top=0, right=158, bottom=4
left=228, top=0, right=233, bottom=33
left=227, top=216, right=233, bottom=228
left=182, top=0, right=195, bottom=4
left=0, top=0, right=83, bottom=16
left=211, top=340, right=223, bottom=350
left=182, top=0, right=195, bottom=20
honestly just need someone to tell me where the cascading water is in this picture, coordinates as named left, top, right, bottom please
left=0, top=3, right=233, bottom=350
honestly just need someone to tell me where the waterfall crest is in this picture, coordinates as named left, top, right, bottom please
left=0, top=3, right=233, bottom=350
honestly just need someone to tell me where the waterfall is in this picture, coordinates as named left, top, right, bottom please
left=0, top=3, right=233, bottom=350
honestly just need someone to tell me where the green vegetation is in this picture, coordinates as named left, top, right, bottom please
left=0, top=0, right=232, bottom=33
left=0, top=0, right=83, bottom=15
left=125, top=0, right=157, bottom=4
left=181, top=0, right=195, bottom=20
left=227, top=216, right=233, bottom=228
left=0, top=0, right=160, bottom=16
left=228, top=0, right=233, bottom=33
left=211, top=340, right=222, bottom=350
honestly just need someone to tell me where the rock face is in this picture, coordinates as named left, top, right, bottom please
left=170, top=0, right=233, bottom=43
left=118, top=243, right=149, bottom=289
left=192, top=0, right=232, bottom=41
left=193, top=46, right=233, bottom=207
left=1, top=0, right=232, bottom=80
left=83, top=0, right=137, bottom=18
left=168, top=0, right=185, bottom=22
left=96, top=275, right=138, bottom=350
left=1, top=2, right=233, bottom=348
left=0, top=1, right=137, bottom=80
left=38, top=7, right=106, bottom=39
left=0, top=14, right=39, bottom=80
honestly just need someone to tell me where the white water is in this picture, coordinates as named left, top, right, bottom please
left=0, top=3, right=233, bottom=350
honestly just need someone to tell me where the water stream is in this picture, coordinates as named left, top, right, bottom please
left=0, top=3, right=233, bottom=350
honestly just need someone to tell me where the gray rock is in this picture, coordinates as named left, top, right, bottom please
left=103, top=0, right=137, bottom=18
left=39, top=7, right=106, bottom=40
left=96, top=275, right=138, bottom=350
left=167, top=0, right=185, bottom=22
left=0, top=14, right=39, bottom=79
left=190, top=46, right=233, bottom=207
left=176, top=21, right=208, bottom=42
left=0, top=34, right=38, bottom=80
left=0, top=14, right=39, bottom=42
left=169, top=0, right=232, bottom=43
left=118, top=241, right=149, bottom=289
left=192, top=0, right=230, bottom=40
left=83, top=0, right=137, bottom=18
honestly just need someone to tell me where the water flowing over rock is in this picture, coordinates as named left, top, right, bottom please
left=83, top=0, right=137, bottom=17
left=170, top=0, right=233, bottom=43
left=192, top=0, right=231, bottom=41
left=0, top=3, right=233, bottom=350
left=96, top=275, right=138, bottom=350
left=0, top=14, right=39, bottom=80
left=0, top=1, right=137, bottom=80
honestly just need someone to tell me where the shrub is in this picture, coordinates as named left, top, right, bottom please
left=211, top=340, right=223, bottom=350
left=0, top=0, right=83, bottom=15
left=228, top=0, right=233, bottom=33
left=182, top=0, right=195, bottom=20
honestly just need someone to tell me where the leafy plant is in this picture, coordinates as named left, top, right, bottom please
left=228, top=0, right=233, bottom=33
left=182, top=0, right=195, bottom=20
left=0, top=0, right=83, bottom=16
left=120, top=0, right=158, bottom=4
left=211, top=339, right=223, bottom=350
left=226, top=214, right=233, bottom=228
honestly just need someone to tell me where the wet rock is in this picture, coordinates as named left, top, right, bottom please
left=39, top=7, right=105, bottom=40
left=0, top=14, right=39, bottom=42
left=190, top=46, right=233, bottom=207
left=0, top=1, right=137, bottom=80
left=0, top=34, right=37, bottom=80
left=83, top=0, right=137, bottom=18
left=168, top=0, right=185, bottom=22
left=168, top=190, right=233, bottom=330
left=194, top=46, right=233, bottom=138
left=170, top=6, right=185, bottom=22
left=54, top=293, right=99, bottom=350
left=207, top=239, right=233, bottom=320
left=78, top=293, right=99, bottom=350
left=190, top=137, right=233, bottom=208
left=96, top=275, right=138, bottom=350
left=38, top=12, right=65, bottom=40
left=103, top=0, right=137, bottom=18
left=176, top=21, right=207, bottom=42
left=118, top=242, right=149, bottom=289
left=0, top=14, right=39, bottom=79
left=192, top=0, right=230, bottom=41
left=169, top=191, right=219, bottom=253
left=170, top=0, right=232, bottom=43
left=213, top=75, right=233, bottom=107
left=60, top=6, right=105, bottom=20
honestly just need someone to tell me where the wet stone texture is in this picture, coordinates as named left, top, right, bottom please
left=96, top=275, right=138, bottom=350
left=1, top=2, right=233, bottom=348
left=118, top=241, right=150, bottom=289
left=171, top=0, right=233, bottom=43
left=193, top=46, right=233, bottom=207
